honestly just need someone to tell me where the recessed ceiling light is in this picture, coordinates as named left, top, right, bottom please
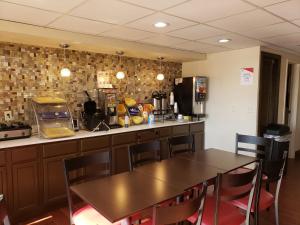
left=218, top=38, right=231, bottom=43
left=154, top=21, right=168, bottom=28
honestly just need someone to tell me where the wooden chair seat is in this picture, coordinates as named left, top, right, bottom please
left=187, top=196, right=245, bottom=225
left=231, top=188, right=274, bottom=212
left=73, top=205, right=121, bottom=225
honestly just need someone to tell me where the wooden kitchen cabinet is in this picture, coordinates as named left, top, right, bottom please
left=12, top=161, right=40, bottom=218
left=159, top=127, right=172, bottom=159
left=42, top=140, right=80, bottom=206
left=190, top=123, right=205, bottom=151
left=0, top=167, right=7, bottom=200
left=43, top=154, right=77, bottom=207
left=112, top=132, right=137, bottom=174
left=0, top=151, right=7, bottom=199
left=1, top=122, right=204, bottom=223
left=137, top=129, right=159, bottom=143
left=10, top=145, right=41, bottom=220
left=172, top=124, right=190, bottom=136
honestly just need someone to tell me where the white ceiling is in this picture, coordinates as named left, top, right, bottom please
left=0, top=0, right=300, bottom=58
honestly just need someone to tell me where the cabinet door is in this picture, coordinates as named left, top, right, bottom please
left=160, top=138, right=170, bottom=160
left=193, top=132, right=204, bottom=151
left=0, top=167, right=7, bottom=199
left=12, top=161, right=40, bottom=217
left=137, top=129, right=158, bottom=143
left=112, top=145, right=130, bottom=174
left=172, top=125, right=190, bottom=136
left=43, top=155, right=74, bottom=206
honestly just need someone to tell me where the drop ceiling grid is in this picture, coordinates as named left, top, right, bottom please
left=0, top=0, right=299, bottom=55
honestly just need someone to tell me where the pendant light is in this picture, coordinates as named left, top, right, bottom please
left=116, top=51, right=125, bottom=80
left=156, top=57, right=164, bottom=81
left=60, top=43, right=71, bottom=77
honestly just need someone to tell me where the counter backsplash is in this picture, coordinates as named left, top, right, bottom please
left=0, top=42, right=182, bottom=123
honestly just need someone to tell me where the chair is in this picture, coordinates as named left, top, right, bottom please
left=235, top=133, right=272, bottom=159
left=141, top=182, right=208, bottom=225
left=0, top=194, right=10, bottom=225
left=128, top=140, right=161, bottom=171
left=187, top=161, right=261, bottom=225
left=231, top=151, right=288, bottom=225
left=168, top=134, right=195, bottom=157
left=232, top=133, right=272, bottom=180
left=63, top=151, right=118, bottom=225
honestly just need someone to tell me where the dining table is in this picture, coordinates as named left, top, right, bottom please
left=70, top=148, right=257, bottom=223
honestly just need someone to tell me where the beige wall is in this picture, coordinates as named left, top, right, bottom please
left=183, top=47, right=261, bottom=152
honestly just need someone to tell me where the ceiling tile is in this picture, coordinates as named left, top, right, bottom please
left=70, top=0, right=154, bottom=25
left=244, top=0, right=289, bottom=7
left=139, top=35, right=185, bottom=47
left=48, top=16, right=113, bottom=35
left=175, top=41, right=230, bottom=53
left=121, top=0, right=187, bottom=10
left=265, top=0, right=300, bottom=20
left=199, top=33, right=261, bottom=49
left=126, top=12, right=196, bottom=33
left=243, top=22, right=300, bottom=39
left=164, top=0, right=255, bottom=23
left=4, top=0, right=86, bottom=13
left=168, top=24, right=225, bottom=41
left=264, top=33, right=300, bottom=46
left=100, top=27, right=154, bottom=41
left=0, top=1, right=60, bottom=26
left=207, top=9, right=283, bottom=32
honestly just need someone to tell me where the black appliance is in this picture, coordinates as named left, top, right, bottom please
left=0, top=122, right=32, bottom=141
left=174, top=76, right=208, bottom=117
left=264, top=123, right=290, bottom=174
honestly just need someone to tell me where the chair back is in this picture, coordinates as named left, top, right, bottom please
left=169, top=135, right=195, bottom=157
left=214, top=161, right=262, bottom=225
left=63, top=151, right=112, bottom=225
left=0, top=195, right=10, bottom=225
left=128, top=140, right=161, bottom=171
left=253, top=151, right=288, bottom=218
left=235, top=133, right=272, bottom=159
left=152, top=182, right=207, bottom=225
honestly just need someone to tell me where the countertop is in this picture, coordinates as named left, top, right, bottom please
left=0, top=120, right=204, bottom=150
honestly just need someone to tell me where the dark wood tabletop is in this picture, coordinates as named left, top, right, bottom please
left=135, top=157, right=224, bottom=190
left=178, top=148, right=257, bottom=172
left=70, top=170, right=182, bottom=223
left=70, top=149, right=256, bottom=223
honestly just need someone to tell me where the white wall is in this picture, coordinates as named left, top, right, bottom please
left=182, top=47, right=261, bottom=152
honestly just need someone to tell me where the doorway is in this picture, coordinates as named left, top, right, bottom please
left=284, top=64, right=293, bottom=126
left=258, top=52, right=281, bottom=136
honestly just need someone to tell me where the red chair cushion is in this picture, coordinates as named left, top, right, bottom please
left=73, top=205, right=121, bottom=225
left=231, top=188, right=274, bottom=212
left=187, top=196, right=245, bottom=225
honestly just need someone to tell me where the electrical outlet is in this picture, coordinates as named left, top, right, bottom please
left=4, top=111, right=13, bottom=121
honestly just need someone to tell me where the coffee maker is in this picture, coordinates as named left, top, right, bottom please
left=98, top=89, right=120, bottom=127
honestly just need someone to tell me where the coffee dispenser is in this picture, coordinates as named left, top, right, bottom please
left=174, top=76, right=208, bottom=118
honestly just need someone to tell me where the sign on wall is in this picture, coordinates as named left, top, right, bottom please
left=240, top=67, right=254, bottom=85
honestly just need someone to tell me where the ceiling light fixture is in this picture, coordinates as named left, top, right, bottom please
left=156, top=57, right=165, bottom=81
left=116, top=51, right=125, bottom=80
left=59, top=43, right=71, bottom=77
left=154, top=21, right=168, bottom=28
left=218, top=38, right=231, bottom=43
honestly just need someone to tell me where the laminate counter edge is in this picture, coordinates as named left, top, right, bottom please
left=0, top=120, right=204, bottom=150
